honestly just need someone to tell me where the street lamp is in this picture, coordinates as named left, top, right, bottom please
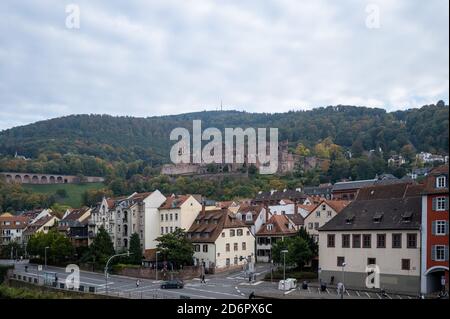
left=104, top=251, right=132, bottom=295
left=44, top=246, right=50, bottom=269
left=341, top=262, right=346, bottom=299
left=281, top=250, right=288, bottom=283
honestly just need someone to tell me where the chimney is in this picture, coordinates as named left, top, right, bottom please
left=201, top=201, right=206, bottom=214
left=294, top=200, right=298, bottom=215
left=264, top=203, right=269, bottom=222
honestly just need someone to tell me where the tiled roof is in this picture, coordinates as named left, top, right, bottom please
left=355, top=182, right=422, bottom=200
left=253, top=189, right=307, bottom=202
left=187, top=209, right=248, bottom=243
left=332, top=179, right=376, bottom=192
left=287, top=214, right=304, bottom=226
left=160, top=195, right=192, bottom=209
left=422, top=165, right=449, bottom=195
left=0, top=214, right=29, bottom=229
left=256, top=214, right=297, bottom=236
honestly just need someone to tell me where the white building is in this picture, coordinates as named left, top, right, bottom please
left=187, top=208, right=255, bottom=270
left=0, top=213, right=29, bottom=246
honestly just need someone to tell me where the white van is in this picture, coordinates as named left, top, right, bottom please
left=278, top=278, right=297, bottom=290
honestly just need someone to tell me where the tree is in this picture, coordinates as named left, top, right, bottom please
left=156, top=228, right=194, bottom=267
left=27, top=230, right=74, bottom=265
left=295, top=143, right=310, bottom=156
left=128, top=233, right=143, bottom=265
left=0, top=242, right=24, bottom=259
left=87, top=226, right=115, bottom=265
left=271, top=235, right=313, bottom=270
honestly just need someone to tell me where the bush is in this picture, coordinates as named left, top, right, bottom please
left=0, top=265, right=13, bottom=284
left=111, top=263, right=141, bottom=273
left=0, top=284, right=67, bottom=299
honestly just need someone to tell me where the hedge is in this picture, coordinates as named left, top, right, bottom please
left=0, top=265, right=13, bottom=284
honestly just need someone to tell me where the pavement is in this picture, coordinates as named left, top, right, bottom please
left=0, top=260, right=429, bottom=299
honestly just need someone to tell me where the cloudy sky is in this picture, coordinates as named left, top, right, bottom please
left=0, top=0, right=448, bottom=130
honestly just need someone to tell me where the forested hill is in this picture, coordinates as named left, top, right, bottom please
left=0, top=102, right=448, bottom=165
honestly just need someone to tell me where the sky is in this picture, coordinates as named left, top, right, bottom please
left=0, top=0, right=448, bottom=130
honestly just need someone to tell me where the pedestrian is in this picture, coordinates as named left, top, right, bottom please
left=201, top=274, right=206, bottom=284
left=136, top=279, right=140, bottom=288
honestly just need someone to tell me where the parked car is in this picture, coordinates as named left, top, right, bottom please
left=161, top=280, right=184, bottom=289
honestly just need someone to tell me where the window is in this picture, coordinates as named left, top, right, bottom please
left=392, top=234, right=402, bottom=248
left=377, top=234, right=386, bottom=248
left=316, top=211, right=321, bottom=218
left=435, top=221, right=447, bottom=235
left=368, top=258, right=376, bottom=265
left=246, top=230, right=250, bottom=236
left=175, top=213, right=178, bottom=221
left=230, top=230, right=235, bottom=237
left=160, top=227, right=164, bottom=234
left=203, top=245, right=208, bottom=252
left=234, top=243, right=238, bottom=251
left=314, top=222, right=319, bottom=230
left=246, top=213, right=253, bottom=221
left=407, top=233, right=417, bottom=248
left=337, top=256, right=345, bottom=267
left=342, top=234, right=350, bottom=248
left=327, top=211, right=332, bottom=218
left=433, top=245, right=447, bottom=261
left=267, top=224, right=273, bottom=231
left=221, top=232, right=225, bottom=238
left=436, top=176, right=447, bottom=188
left=165, top=214, right=168, bottom=221
left=170, top=214, right=173, bottom=221
left=226, top=258, right=230, bottom=266
left=242, top=242, right=246, bottom=250
left=363, top=234, right=371, bottom=248
left=327, top=234, right=335, bottom=248
left=194, top=245, right=200, bottom=252
left=237, top=229, right=243, bottom=236
left=401, top=259, right=410, bottom=270
left=170, top=226, right=173, bottom=233
left=352, top=234, right=361, bottom=248
left=165, top=227, right=168, bottom=234
left=234, top=257, right=238, bottom=265
left=436, top=197, right=447, bottom=211
left=308, top=223, right=313, bottom=230
left=322, top=205, right=326, bottom=211
left=225, top=243, right=230, bottom=252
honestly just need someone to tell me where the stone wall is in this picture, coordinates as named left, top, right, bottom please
left=0, top=172, right=105, bottom=184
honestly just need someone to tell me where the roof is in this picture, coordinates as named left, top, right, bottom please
left=256, top=214, right=297, bottom=236
left=355, top=182, right=420, bottom=201
left=303, top=185, right=333, bottom=196
left=235, top=205, right=263, bottom=224
left=306, top=200, right=350, bottom=219
left=187, top=209, right=248, bottom=243
left=217, top=201, right=238, bottom=208
left=0, top=214, right=29, bottom=229
left=297, top=204, right=315, bottom=213
left=332, top=179, right=376, bottom=192
left=422, top=165, right=449, bottom=195
left=253, top=189, right=307, bottom=202
left=319, top=196, right=422, bottom=231
left=160, top=195, right=192, bottom=209
left=61, top=207, right=90, bottom=222
left=287, top=214, right=304, bottom=226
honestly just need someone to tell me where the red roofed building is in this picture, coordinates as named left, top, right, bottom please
left=420, top=165, right=449, bottom=294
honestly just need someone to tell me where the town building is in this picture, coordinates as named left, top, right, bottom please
left=255, top=214, right=297, bottom=262
left=318, top=182, right=424, bottom=294
left=234, top=205, right=268, bottom=236
left=22, top=214, right=60, bottom=246
left=0, top=213, right=29, bottom=246
left=420, top=165, right=449, bottom=294
left=304, top=200, right=350, bottom=242
left=303, top=184, right=333, bottom=200
left=187, top=208, right=255, bottom=271
left=57, top=208, right=91, bottom=247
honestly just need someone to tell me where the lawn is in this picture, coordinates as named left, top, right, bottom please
left=23, top=182, right=105, bottom=208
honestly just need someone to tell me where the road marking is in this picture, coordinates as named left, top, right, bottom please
left=397, top=295, right=402, bottom=299
left=317, top=288, right=321, bottom=294
left=346, top=290, right=350, bottom=296
left=365, top=292, right=371, bottom=298
left=307, top=287, right=311, bottom=293
left=284, top=289, right=295, bottom=295
left=355, top=290, right=360, bottom=297
left=386, top=294, right=392, bottom=299
left=376, top=293, right=382, bottom=299
left=186, top=287, right=245, bottom=298
left=326, top=288, right=330, bottom=294
left=407, top=296, right=412, bottom=299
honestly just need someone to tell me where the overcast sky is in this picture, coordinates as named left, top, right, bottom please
left=0, top=0, right=448, bottom=130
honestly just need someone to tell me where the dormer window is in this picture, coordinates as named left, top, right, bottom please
left=322, top=205, right=326, bottom=211
left=436, top=176, right=447, bottom=188
left=345, top=215, right=355, bottom=224
left=373, top=212, right=383, bottom=223
left=246, top=213, right=253, bottom=221
left=236, top=213, right=242, bottom=221
left=267, top=224, right=273, bottom=231
left=401, top=211, right=413, bottom=223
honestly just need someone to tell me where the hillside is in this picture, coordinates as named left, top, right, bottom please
left=0, top=103, right=448, bottom=170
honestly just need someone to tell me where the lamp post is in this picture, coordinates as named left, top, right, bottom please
left=104, top=251, right=132, bottom=295
left=155, top=251, right=160, bottom=281
left=341, top=262, right=346, bottom=299
left=44, top=246, right=50, bottom=269
left=281, top=250, right=288, bottom=283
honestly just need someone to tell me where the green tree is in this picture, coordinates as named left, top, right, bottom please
left=87, top=226, right=115, bottom=265
left=128, top=233, right=143, bottom=265
left=272, top=235, right=313, bottom=270
left=156, top=228, right=194, bottom=266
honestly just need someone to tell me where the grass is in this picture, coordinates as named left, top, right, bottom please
left=23, top=182, right=105, bottom=207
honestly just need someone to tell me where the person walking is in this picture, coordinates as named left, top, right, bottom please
left=136, top=279, right=140, bottom=288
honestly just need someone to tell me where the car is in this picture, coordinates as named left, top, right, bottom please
left=161, top=280, right=184, bottom=289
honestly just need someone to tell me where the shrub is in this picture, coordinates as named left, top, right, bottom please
left=0, top=265, right=13, bottom=284
left=264, top=270, right=317, bottom=281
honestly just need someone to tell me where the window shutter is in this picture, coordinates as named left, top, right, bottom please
left=445, top=246, right=449, bottom=262
left=445, top=197, right=449, bottom=211
left=432, top=221, right=436, bottom=235
left=446, top=221, right=449, bottom=236
left=431, top=245, right=436, bottom=261
left=432, top=198, right=437, bottom=211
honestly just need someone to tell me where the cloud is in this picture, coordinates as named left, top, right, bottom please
left=0, top=0, right=448, bottom=130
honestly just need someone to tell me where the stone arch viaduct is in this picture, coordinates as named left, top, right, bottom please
left=0, top=172, right=104, bottom=184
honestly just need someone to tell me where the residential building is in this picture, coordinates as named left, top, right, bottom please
left=255, top=214, right=297, bottom=262
left=318, top=183, right=424, bottom=294
left=158, top=194, right=202, bottom=236
left=187, top=208, right=255, bottom=270
left=304, top=200, right=349, bottom=242
left=252, top=189, right=307, bottom=206
left=420, top=165, right=449, bottom=294
left=57, top=208, right=91, bottom=247
left=234, top=205, right=268, bottom=236
left=22, top=214, right=59, bottom=245
left=303, top=184, right=333, bottom=200
left=388, top=155, right=406, bottom=167
left=0, top=213, right=29, bottom=246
